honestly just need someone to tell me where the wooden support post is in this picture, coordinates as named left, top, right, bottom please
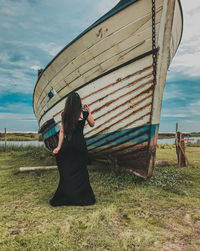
left=179, top=132, right=186, bottom=166
left=175, top=123, right=179, bottom=163
left=175, top=123, right=189, bottom=166
left=178, top=141, right=190, bottom=166
left=176, top=131, right=187, bottom=166
left=4, top=128, right=7, bottom=152
left=177, top=132, right=181, bottom=165
left=176, top=123, right=178, bottom=133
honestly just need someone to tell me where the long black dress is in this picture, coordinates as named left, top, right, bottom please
left=50, top=111, right=96, bottom=206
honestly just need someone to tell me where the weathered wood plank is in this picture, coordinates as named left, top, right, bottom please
left=35, top=3, right=164, bottom=118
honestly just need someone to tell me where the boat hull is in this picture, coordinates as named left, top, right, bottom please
left=33, top=0, right=183, bottom=177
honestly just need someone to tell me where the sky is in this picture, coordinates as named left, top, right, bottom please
left=0, top=0, right=199, bottom=133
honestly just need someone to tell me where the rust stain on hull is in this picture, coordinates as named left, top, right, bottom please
left=85, top=88, right=153, bottom=136
left=53, top=75, right=154, bottom=128
left=88, top=103, right=151, bottom=142
left=91, top=78, right=153, bottom=115
left=93, top=86, right=153, bottom=122
left=82, top=65, right=153, bottom=101
left=41, top=65, right=152, bottom=121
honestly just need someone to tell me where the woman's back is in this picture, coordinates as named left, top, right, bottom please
left=50, top=101, right=95, bottom=207
left=61, top=110, right=89, bottom=151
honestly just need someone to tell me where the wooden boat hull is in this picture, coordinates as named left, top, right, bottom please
left=33, top=0, right=183, bottom=177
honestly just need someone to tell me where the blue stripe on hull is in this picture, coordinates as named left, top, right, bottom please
left=150, top=123, right=158, bottom=142
left=42, top=123, right=159, bottom=177
left=85, top=124, right=159, bottom=149
left=86, top=126, right=148, bottom=149
left=42, top=123, right=159, bottom=150
left=43, top=124, right=60, bottom=140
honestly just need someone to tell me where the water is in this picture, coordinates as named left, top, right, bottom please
left=0, top=141, right=44, bottom=146
left=158, top=137, right=200, bottom=145
left=0, top=137, right=199, bottom=146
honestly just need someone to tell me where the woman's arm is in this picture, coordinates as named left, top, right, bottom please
left=83, top=104, right=95, bottom=127
left=53, top=122, right=64, bottom=154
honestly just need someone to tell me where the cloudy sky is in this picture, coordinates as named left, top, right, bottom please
left=0, top=0, right=199, bottom=132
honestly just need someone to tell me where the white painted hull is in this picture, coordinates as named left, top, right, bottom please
left=33, top=0, right=183, bottom=177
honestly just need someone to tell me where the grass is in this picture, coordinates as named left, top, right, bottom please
left=0, top=145, right=200, bottom=250
left=158, top=133, right=200, bottom=139
left=0, top=133, right=41, bottom=141
left=186, top=140, right=200, bottom=147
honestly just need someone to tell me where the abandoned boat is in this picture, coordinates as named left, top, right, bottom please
left=33, top=0, right=183, bottom=178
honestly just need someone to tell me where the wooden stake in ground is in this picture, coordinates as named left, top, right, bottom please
left=4, top=128, right=7, bottom=152
left=178, top=140, right=190, bottom=166
left=175, top=123, right=179, bottom=163
left=175, top=130, right=190, bottom=166
left=177, top=132, right=186, bottom=166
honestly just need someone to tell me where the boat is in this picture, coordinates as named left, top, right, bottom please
left=33, top=0, right=183, bottom=178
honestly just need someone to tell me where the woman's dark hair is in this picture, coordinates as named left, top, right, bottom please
left=62, top=92, right=82, bottom=141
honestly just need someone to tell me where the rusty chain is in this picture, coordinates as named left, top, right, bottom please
left=152, top=0, right=157, bottom=86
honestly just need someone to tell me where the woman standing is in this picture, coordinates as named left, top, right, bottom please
left=50, top=92, right=96, bottom=206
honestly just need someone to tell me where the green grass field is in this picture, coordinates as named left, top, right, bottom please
left=0, top=145, right=200, bottom=251
left=0, top=133, right=41, bottom=141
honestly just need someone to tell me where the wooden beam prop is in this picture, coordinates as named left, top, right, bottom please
left=19, top=166, right=57, bottom=172
left=178, top=142, right=190, bottom=166
left=19, top=159, right=170, bottom=173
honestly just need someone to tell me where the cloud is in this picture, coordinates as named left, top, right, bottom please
left=162, top=82, right=187, bottom=101
left=162, top=114, right=188, bottom=118
left=31, top=65, right=42, bottom=71
left=0, top=0, right=90, bottom=97
left=0, top=102, right=32, bottom=114
left=168, top=0, right=200, bottom=79
left=0, top=2, right=24, bottom=17
left=37, top=43, right=63, bottom=57
left=97, top=0, right=118, bottom=15
left=0, top=40, right=50, bottom=95
left=0, top=112, right=38, bottom=131
left=161, top=76, right=200, bottom=133
left=0, top=0, right=200, bottom=132
left=189, top=100, right=200, bottom=107
left=0, top=7, right=16, bottom=16
left=168, top=52, right=200, bottom=79
left=159, top=118, right=200, bottom=132
left=0, top=67, right=35, bottom=95
left=0, top=112, right=35, bottom=120
left=188, top=101, right=200, bottom=116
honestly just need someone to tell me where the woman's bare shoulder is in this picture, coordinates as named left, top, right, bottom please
left=78, top=111, right=84, bottom=121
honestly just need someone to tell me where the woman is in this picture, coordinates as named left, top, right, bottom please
left=50, top=92, right=96, bottom=206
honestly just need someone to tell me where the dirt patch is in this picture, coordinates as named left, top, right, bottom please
left=161, top=239, right=186, bottom=251
left=194, top=220, right=200, bottom=235
left=23, top=193, right=34, bottom=197
left=7, top=220, right=28, bottom=236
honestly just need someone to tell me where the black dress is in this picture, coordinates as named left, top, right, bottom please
left=50, top=111, right=96, bottom=206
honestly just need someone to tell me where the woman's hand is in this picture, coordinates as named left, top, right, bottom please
left=83, top=104, right=91, bottom=114
left=83, top=104, right=95, bottom=127
left=53, top=147, right=60, bottom=154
